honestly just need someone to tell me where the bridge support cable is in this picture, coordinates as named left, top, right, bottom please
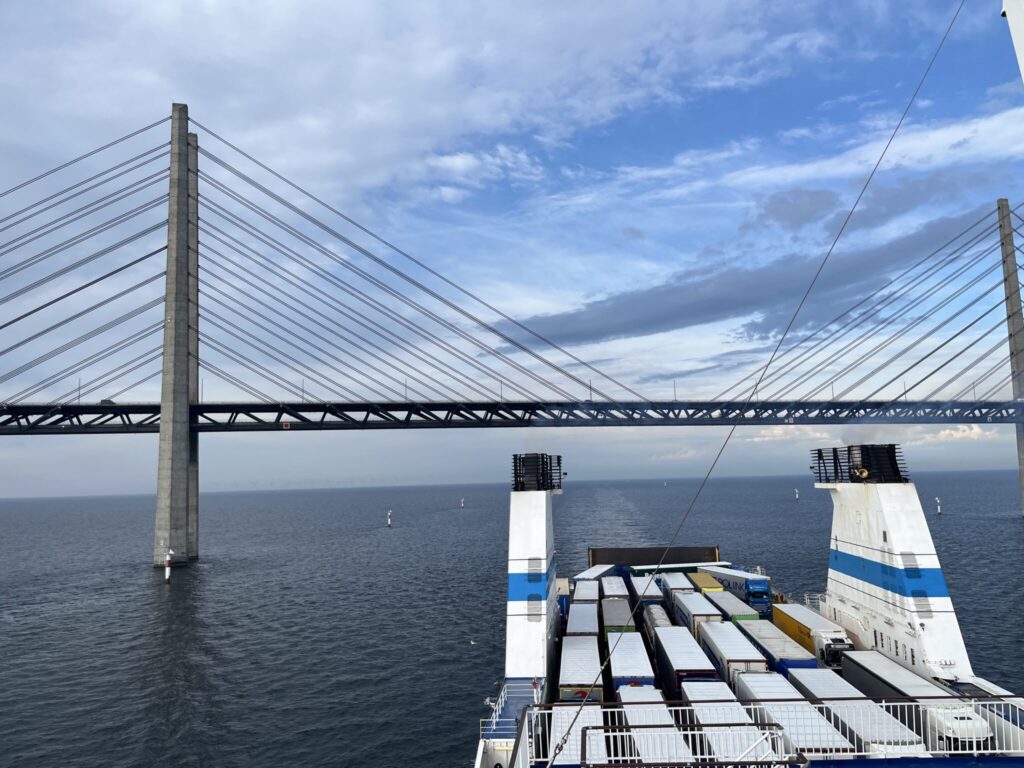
left=200, top=308, right=367, bottom=402
left=199, top=293, right=388, bottom=401
left=0, top=116, right=170, bottom=201
left=198, top=200, right=541, bottom=400
left=4, top=322, right=163, bottom=403
left=0, top=297, right=164, bottom=386
left=0, top=270, right=165, bottom=357
left=746, top=234, right=1005, bottom=401
left=51, top=346, right=163, bottom=403
left=197, top=175, right=582, bottom=401
left=199, top=246, right=462, bottom=401
left=714, top=209, right=1005, bottom=400
left=920, top=334, right=1013, bottom=401
left=191, top=135, right=638, bottom=400
left=766, top=248, right=1006, bottom=401
left=818, top=272, right=1008, bottom=401
left=859, top=301, right=1007, bottom=401
left=199, top=333, right=323, bottom=402
left=191, top=117, right=645, bottom=400
left=0, top=206, right=167, bottom=284
left=0, top=144, right=170, bottom=234
left=722, top=215, right=1007, bottom=401
left=951, top=353, right=1011, bottom=400
left=196, top=358, right=275, bottom=404
left=0, top=248, right=167, bottom=332
left=199, top=267, right=442, bottom=401
left=0, top=170, right=169, bottom=257
left=199, top=218, right=501, bottom=400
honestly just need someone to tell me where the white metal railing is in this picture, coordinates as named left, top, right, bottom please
left=480, top=681, right=545, bottom=738
left=516, top=696, right=1024, bottom=766
left=802, top=592, right=826, bottom=612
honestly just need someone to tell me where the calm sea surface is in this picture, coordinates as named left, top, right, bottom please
left=2, top=471, right=1022, bottom=767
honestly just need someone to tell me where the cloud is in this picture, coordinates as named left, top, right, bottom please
left=906, top=424, right=1000, bottom=446
left=746, top=188, right=841, bottom=232
left=742, top=425, right=831, bottom=443
left=497, top=205, right=992, bottom=347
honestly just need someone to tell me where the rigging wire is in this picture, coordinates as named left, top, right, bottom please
left=546, top=1, right=966, bottom=760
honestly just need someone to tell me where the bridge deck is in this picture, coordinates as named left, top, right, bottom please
left=1, top=400, right=1022, bottom=434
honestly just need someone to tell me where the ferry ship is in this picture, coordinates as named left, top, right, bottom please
left=474, top=447, right=1024, bottom=767
left=472, top=5, right=1024, bottom=765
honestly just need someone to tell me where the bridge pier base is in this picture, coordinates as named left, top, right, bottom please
left=154, top=104, right=199, bottom=566
left=997, top=198, right=1024, bottom=516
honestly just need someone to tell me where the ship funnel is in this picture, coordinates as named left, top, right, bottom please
left=813, top=444, right=973, bottom=680
left=504, top=454, right=561, bottom=685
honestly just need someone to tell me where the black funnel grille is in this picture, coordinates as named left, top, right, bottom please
left=811, top=444, right=908, bottom=484
left=512, top=453, right=563, bottom=491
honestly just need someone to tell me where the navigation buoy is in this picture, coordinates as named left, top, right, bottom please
left=164, top=548, right=174, bottom=583
left=935, top=497, right=942, bottom=515
left=794, top=488, right=800, bottom=500
left=387, top=509, right=392, bottom=528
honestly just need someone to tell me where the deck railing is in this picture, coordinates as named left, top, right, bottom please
left=514, top=695, right=1024, bottom=766
left=480, top=681, right=544, bottom=739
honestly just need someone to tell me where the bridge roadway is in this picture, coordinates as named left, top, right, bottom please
left=1, top=399, right=1023, bottom=435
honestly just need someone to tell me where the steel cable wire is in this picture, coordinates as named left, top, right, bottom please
left=0, top=171, right=169, bottom=256
left=0, top=146, right=169, bottom=233
left=199, top=333, right=314, bottom=401
left=199, top=280, right=409, bottom=400
left=200, top=310, right=364, bottom=401
left=0, top=271, right=165, bottom=357
left=762, top=240, right=1004, bottom=400
left=191, top=130, right=640, bottom=399
left=0, top=248, right=167, bottom=331
left=6, top=322, right=163, bottom=402
left=200, top=202, right=532, bottom=399
left=830, top=275, right=1006, bottom=400
left=198, top=167, right=591, bottom=401
left=724, top=217, right=1006, bottom=400
left=778, top=252, right=1003, bottom=401
left=200, top=245, right=460, bottom=401
left=0, top=297, right=163, bottom=385
left=0, top=236, right=167, bottom=305
left=715, top=210, right=1005, bottom=399
left=199, top=265, right=438, bottom=401
left=0, top=205, right=167, bottom=284
left=199, top=223, right=494, bottom=400
left=0, top=116, right=169, bottom=200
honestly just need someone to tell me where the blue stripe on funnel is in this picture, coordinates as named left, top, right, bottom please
left=829, top=549, right=949, bottom=598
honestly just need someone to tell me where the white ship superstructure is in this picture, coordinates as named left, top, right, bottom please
left=475, top=450, right=1024, bottom=768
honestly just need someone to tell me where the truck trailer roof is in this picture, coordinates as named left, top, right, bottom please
left=607, top=631, right=654, bottom=680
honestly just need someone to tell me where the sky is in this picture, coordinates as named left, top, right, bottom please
left=2, top=0, right=1024, bottom=496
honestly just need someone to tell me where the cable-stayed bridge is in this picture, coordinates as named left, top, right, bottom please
left=2, top=103, right=1024, bottom=564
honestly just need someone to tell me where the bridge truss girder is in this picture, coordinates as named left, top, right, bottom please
left=1, top=399, right=1023, bottom=435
